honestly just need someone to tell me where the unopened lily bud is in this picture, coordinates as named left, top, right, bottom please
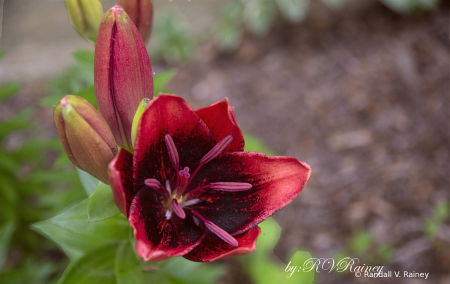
left=131, top=98, right=151, bottom=148
left=54, top=95, right=118, bottom=184
left=65, top=0, right=103, bottom=43
left=117, top=0, right=153, bottom=43
left=94, top=5, right=153, bottom=152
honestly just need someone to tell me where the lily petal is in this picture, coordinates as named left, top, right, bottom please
left=108, top=149, right=134, bottom=216
left=195, top=98, right=244, bottom=152
left=129, top=189, right=206, bottom=262
left=183, top=226, right=261, bottom=262
left=187, top=152, right=311, bottom=235
left=133, top=94, right=215, bottom=191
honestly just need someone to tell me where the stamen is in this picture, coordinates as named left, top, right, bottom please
left=181, top=198, right=201, bottom=207
left=210, top=182, right=252, bottom=192
left=200, top=135, right=233, bottom=165
left=165, top=209, right=172, bottom=220
left=144, top=178, right=161, bottom=190
left=164, top=134, right=179, bottom=170
left=171, top=200, right=186, bottom=219
left=192, top=210, right=238, bottom=247
left=205, top=221, right=238, bottom=247
left=165, top=180, right=172, bottom=196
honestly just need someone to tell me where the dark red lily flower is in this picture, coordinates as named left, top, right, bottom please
left=109, top=94, right=311, bottom=262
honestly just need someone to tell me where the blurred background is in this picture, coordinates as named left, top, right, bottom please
left=0, top=0, right=448, bottom=283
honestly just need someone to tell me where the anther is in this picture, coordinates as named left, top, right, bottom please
left=210, top=182, right=252, bottom=192
left=200, top=135, right=233, bottom=165
left=165, top=134, right=179, bottom=170
left=191, top=210, right=238, bottom=247
left=144, top=179, right=161, bottom=190
left=172, top=200, right=186, bottom=219
left=205, top=221, right=238, bottom=247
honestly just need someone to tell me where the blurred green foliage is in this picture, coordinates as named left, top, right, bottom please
left=332, top=230, right=394, bottom=270
left=151, top=9, right=195, bottom=63
left=213, top=0, right=440, bottom=51
left=0, top=81, right=87, bottom=283
left=424, top=201, right=450, bottom=239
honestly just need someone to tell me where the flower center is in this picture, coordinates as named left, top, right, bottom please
left=143, top=134, right=253, bottom=247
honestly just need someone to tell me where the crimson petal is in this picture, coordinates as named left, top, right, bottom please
left=183, top=226, right=261, bottom=262
left=133, top=94, right=215, bottom=192
left=108, top=149, right=134, bottom=216
left=188, top=152, right=311, bottom=235
left=195, top=98, right=244, bottom=153
left=129, top=189, right=206, bottom=262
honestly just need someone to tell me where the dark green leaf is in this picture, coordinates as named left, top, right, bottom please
left=0, top=82, right=20, bottom=103
left=87, top=183, right=121, bottom=222
left=0, top=222, right=15, bottom=272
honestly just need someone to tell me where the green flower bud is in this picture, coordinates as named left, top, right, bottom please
left=54, top=95, right=118, bottom=184
left=65, top=0, right=103, bottom=43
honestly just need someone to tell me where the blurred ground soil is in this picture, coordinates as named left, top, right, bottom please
left=1, top=1, right=449, bottom=284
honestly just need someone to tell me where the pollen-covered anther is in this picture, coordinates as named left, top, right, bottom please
left=144, top=178, right=161, bottom=190
left=200, top=135, right=233, bottom=165
left=172, top=200, right=186, bottom=219
left=164, top=134, right=179, bottom=170
left=210, top=182, right=252, bottom=192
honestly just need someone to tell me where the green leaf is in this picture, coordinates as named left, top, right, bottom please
left=87, top=183, right=121, bottom=222
left=0, top=82, right=20, bottom=103
left=0, top=222, right=15, bottom=273
left=350, top=231, right=373, bottom=254
left=33, top=199, right=129, bottom=261
left=58, top=244, right=116, bottom=284
left=72, top=49, right=95, bottom=69
left=74, top=86, right=97, bottom=108
left=275, top=0, right=310, bottom=23
left=77, top=168, right=100, bottom=196
left=242, top=0, right=277, bottom=36
left=255, top=218, right=282, bottom=254
left=145, top=257, right=224, bottom=284
left=115, top=241, right=143, bottom=284
left=286, top=250, right=315, bottom=283
left=153, top=70, right=176, bottom=95
left=243, top=132, right=275, bottom=156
